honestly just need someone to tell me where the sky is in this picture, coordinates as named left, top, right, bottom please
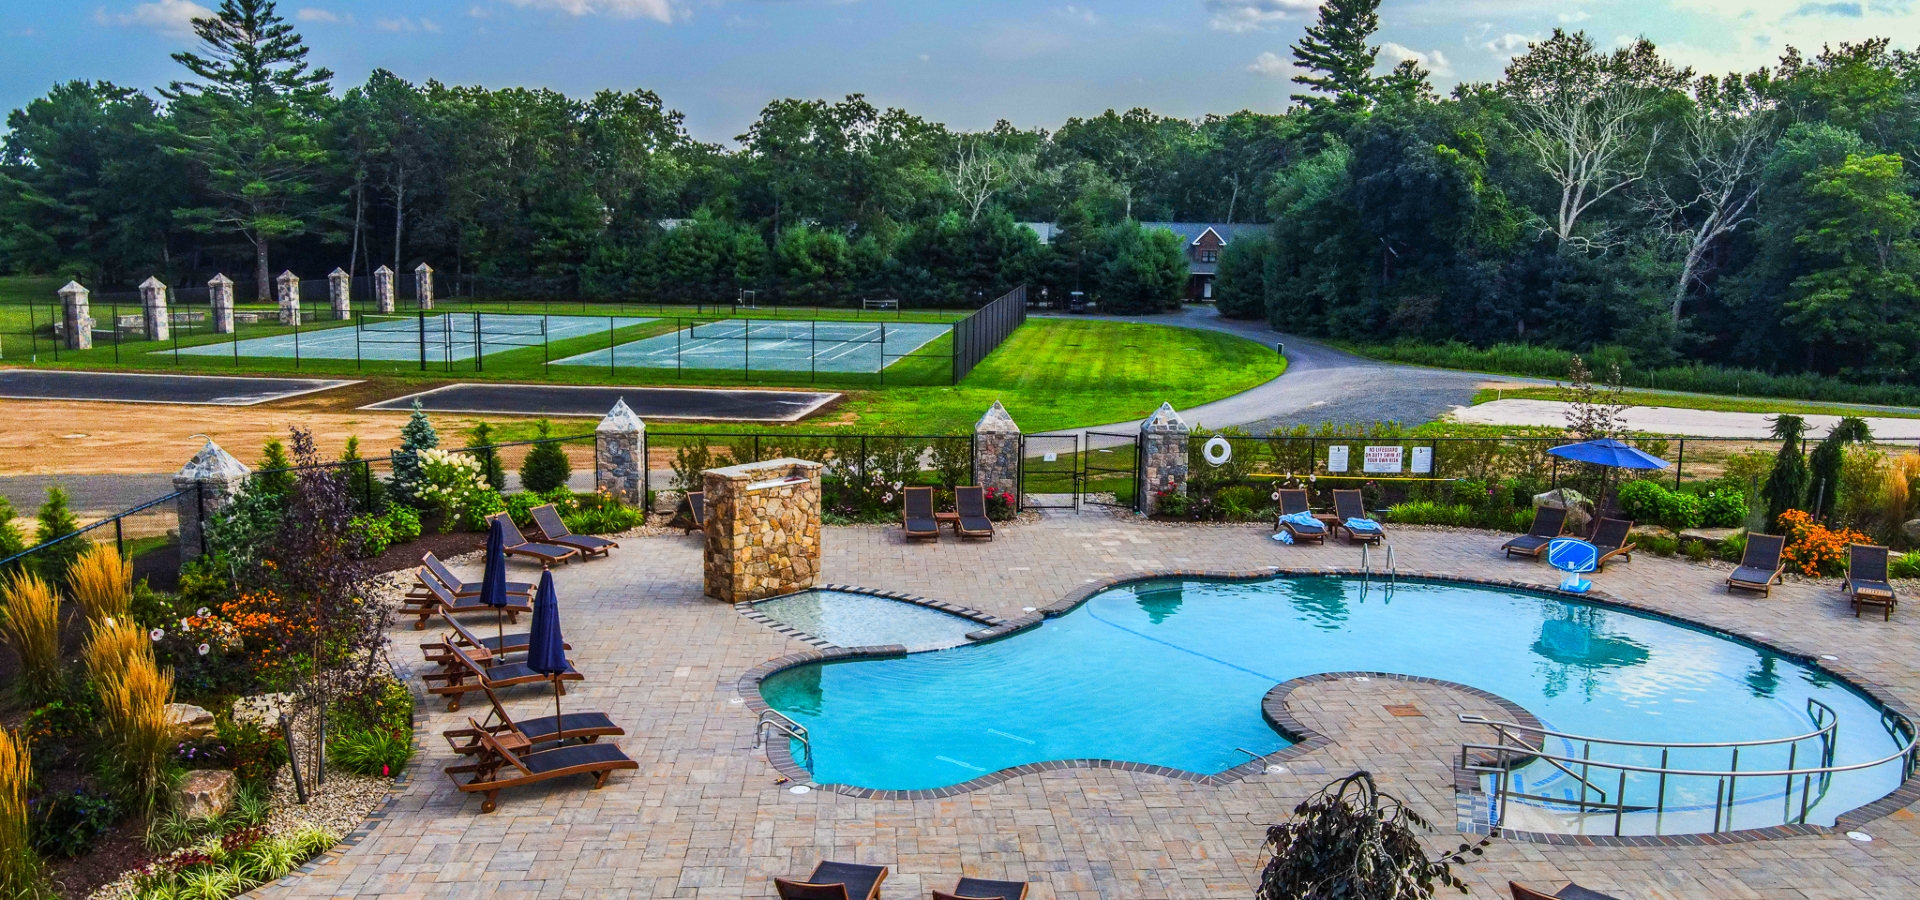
left=1, top=0, right=1914, bottom=145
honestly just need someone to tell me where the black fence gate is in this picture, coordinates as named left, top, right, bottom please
left=1079, top=430, right=1142, bottom=512
left=1019, top=433, right=1079, bottom=511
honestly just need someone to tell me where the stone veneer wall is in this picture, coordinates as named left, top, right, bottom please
left=1138, top=402, right=1191, bottom=516
left=702, top=457, right=823, bottom=603
left=972, top=400, right=1021, bottom=497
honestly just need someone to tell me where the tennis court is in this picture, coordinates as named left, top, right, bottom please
left=0, top=370, right=354, bottom=405
left=552, top=320, right=951, bottom=374
left=162, top=313, right=655, bottom=363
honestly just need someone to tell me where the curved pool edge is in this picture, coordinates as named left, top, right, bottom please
left=736, top=583, right=1008, bottom=650
left=737, top=566, right=1920, bottom=842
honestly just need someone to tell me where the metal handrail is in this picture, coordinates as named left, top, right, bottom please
left=1461, top=697, right=1840, bottom=751
left=756, top=709, right=813, bottom=771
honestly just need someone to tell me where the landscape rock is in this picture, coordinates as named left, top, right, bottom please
left=1533, top=488, right=1592, bottom=533
left=173, top=768, right=236, bottom=820
left=1904, top=519, right=1920, bottom=542
left=166, top=703, right=216, bottom=740
left=652, top=489, right=684, bottom=516
left=232, top=692, right=295, bottom=729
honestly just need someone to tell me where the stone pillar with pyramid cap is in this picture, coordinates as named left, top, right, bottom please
left=973, top=400, right=1022, bottom=498
left=276, top=271, right=300, bottom=325
left=328, top=268, right=352, bottom=320
left=139, top=276, right=170, bottom=340
left=372, top=265, right=395, bottom=313
left=208, top=274, right=235, bottom=334
left=595, top=399, right=646, bottom=506
left=414, top=262, right=434, bottom=310
left=1139, top=402, right=1191, bottom=516
left=58, top=281, right=92, bottom=349
left=173, top=439, right=252, bottom=563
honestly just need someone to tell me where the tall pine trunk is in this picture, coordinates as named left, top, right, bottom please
left=254, top=237, right=271, bottom=301
left=391, top=166, right=407, bottom=276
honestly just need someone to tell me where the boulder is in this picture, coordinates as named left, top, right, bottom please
left=652, top=490, right=683, bottom=516
left=166, top=703, right=216, bottom=740
left=1533, top=488, right=1592, bottom=533
left=231, top=692, right=295, bottom=729
left=173, top=768, right=236, bottom=820
left=1904, top=519, right=1920, bottom=542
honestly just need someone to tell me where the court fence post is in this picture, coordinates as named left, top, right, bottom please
left=743, top=317, right=750, bottom=382
left=173, top=439, right=250, bottom=565
left=810, top=320, right=817, bottom=382
left=610, top=315, right=616, bottom=377
left=418, top=309, right=426, bottom=371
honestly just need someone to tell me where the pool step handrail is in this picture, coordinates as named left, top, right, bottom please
left=1458, top=698, right=1918, bottom=836
left=757, top=709, right=814, bottom=771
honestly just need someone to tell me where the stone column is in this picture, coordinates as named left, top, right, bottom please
left=208, top=274, right=235, bottom=334
left=328, top=268, right=352, bottom=320
left=58, top=281, right=93, bottom=350
left=595, top=398, right=645, bottom=506
left=138, top=277, right=170, bottom=341
left=372, top=266, right=396, bottom=314
left=702, top=458, right=823, bottom=603
left=972, top=400, right=1021, bottom=497
left=276, top=271, right=300, bottom=325
left=1138, top=402, right=1192, bottom=516
left=172, top=439, right=252, bottom=563
left=414, top=262, right=434, bottom=310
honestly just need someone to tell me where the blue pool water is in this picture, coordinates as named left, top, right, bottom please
left=753, top=590, right=980, bottom=651
left=759, top=577, right=1907, bottom=830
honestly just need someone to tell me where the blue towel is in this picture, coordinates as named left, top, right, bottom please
left=1344, top=517, right=1383, bottom=534
left=1274, top=511, right=1321, bottom=544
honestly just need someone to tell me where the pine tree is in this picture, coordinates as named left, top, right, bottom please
left=468, top=422, right=507, bottom=492
left=1763, top=415, right=1810, bottom=528
left=1807, top=417, right=1871, bottom=519
left=33, top=485, right=88, bottom=584
left=160, top=0, right=337, bottom=298
left=254, top=437, right=295, bottom=497
left=393, top=400, right=439, bottom=504
left=340, top=434, right=385, bottom=513
left=519, top=420, right=573, bottom=495
left=1290, top=0, right=1383, bottom=114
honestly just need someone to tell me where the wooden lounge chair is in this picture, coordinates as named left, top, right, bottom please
left=1501, top=506, right=1569, bottom=559
left=933, top=877, right=1030, bottom=900
left=400, top=570, right=532, bottom=631
left=446, top=721, right=636, bottom=813
left=1590, top=517, right=1635, bottom=570
left=954, top=486, right=995, bottom=541
left=444, top=684, right=622, bottom=756
left=1727, top=533, right=1787, bottom=596
left=1509, top=882, right=1620, bottom=900
left=903, top=487, right=939, bottom=542
left=1332, top=489, right=1384, bottom=545
left=1275, top=489, right=1327, bottom=544
left=419, top=552, right=534, bottom=600
left=487, top=513, right=580, bottom=566
left=422, top=641, right=583, bottom=712
left=1844, top=544, right=1896, bottom=620
left=530, top=504, right=617, bottom=559
left=775, top=861, right=888, bottom=900
left=422, top=609, right=567, bottom=667
left=675, top=491, right=707, bottom=534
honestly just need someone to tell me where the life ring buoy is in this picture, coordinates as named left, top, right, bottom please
left=1202, top=436, right=1233, bottom=467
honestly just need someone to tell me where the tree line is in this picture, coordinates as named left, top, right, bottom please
left=2, top=0, right=1917, bottom=380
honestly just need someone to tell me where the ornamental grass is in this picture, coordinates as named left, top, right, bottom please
left=84, top=617, right=147, bottom=688
left=91, top=631, right=176, bottom=805
left=68, top=544, right=133, bottom=625
left=0, top=726, right=50, bottom=900
left=0, top=571, right=63, bottom=703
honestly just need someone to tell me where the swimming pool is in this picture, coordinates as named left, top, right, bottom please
left=752, top=589, right=983, bottom=651
left=757, top=575, right=1911, bottom=833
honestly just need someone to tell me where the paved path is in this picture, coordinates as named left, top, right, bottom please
left=1462, top=398, right=1920, bottom=441
left=263, top=518, right=1920, bottom=899
left=1034, top=307, right=1508, bottom=438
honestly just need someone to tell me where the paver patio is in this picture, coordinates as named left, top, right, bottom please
left=264, top=515, right=1920, bottom=899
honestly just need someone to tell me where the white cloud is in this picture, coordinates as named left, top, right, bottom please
left=1204, top=0, right=1321, bottom=33
left=375, top=15, right=440, bottom=31
left=1482, top=32, right=1536, bottom=56
left=296, top=7, right=340, bottom=23
left=503, top=0, right=679, bottom=24
left=1557, top=9, right=1591, bottom=23
left=1057, top=4, right=1098, bottom=25
left=468, top=5, right=490, bottom=17
left=918, top=52, right=931, bottom=62
left=977, top=25, right=1072, bottom=61
left=1380, top=42, right=1453, bottom=77
left=1247, top=51, right=1292, bottom=78
left=100, top=0, right=212, bottom=38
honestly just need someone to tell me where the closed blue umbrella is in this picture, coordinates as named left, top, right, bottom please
left=525, top=567, right=569, bottom=723
left=480, top=516, right=510, bottom=648
left=1547, top=438, right=1669, bottom=469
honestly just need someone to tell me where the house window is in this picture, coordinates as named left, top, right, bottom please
left=1200, top=249, right=1218, bottom=263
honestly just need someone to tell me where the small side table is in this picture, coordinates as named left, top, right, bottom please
left=935, top=512, right=960, bottom=533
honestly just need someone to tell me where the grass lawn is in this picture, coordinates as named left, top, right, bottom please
left=1472, top=386, right=1920, bottom=420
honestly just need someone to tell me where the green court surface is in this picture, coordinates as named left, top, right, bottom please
left=165, top=313, right=655, bottom=363
left=553, top=319, right=952, bottom=374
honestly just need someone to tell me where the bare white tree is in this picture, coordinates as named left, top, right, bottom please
left=1645, top=94, right=1776, bottom=322
left=1503, top=31, right=1689, bottom=250
left=942, top=137, right=1037, bottom=222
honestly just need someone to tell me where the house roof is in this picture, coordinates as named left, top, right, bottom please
left=1139, top=222, right=1268, bottom=246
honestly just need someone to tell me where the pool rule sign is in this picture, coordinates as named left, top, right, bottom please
left=1362, top=446, right=1403, bottom=474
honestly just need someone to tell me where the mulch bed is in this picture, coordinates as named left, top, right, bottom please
left=44, top=811, right=154, bottom=900
left=360, top=529, right=487, bottom=576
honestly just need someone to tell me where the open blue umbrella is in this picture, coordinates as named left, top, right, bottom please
left=1546, top=438, right=1670, bottom=470
left=525, top=567, right=569, bottom=723
left=480, top=516, right=510, bottom=648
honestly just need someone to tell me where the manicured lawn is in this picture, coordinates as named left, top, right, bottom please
left=1471, top=386, right=1920, bottom=420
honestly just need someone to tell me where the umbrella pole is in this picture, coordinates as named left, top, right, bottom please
left=553, top=674, right=563, bottom=724
left=497, top=608, right=505, bottom=650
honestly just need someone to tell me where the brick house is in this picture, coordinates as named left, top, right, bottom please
left=1140, top=222, right=1267, bottom=301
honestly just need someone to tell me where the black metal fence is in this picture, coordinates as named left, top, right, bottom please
left=952, top=284, right=1027, bottom=382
